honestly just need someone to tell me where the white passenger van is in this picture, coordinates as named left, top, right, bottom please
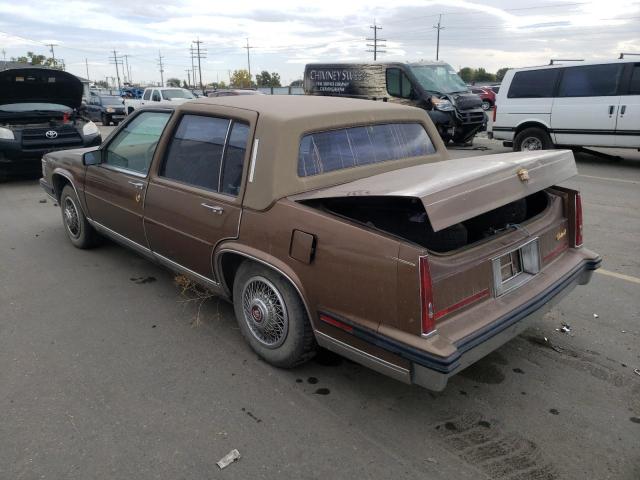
left=491, top=59, right=640, bottom=150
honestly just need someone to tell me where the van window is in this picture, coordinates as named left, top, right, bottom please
left=386, top=69, right=414, bottom=99
left=507, top=69, right=559, bottom=98
left=628, top=64, right=640, bottom=95
left=298, top=123, right=435, bottom=177
left=558, top=64, right=623, bottom=97
left=151, top=90, right=161, bottom=102
left=161, top=115, right=230, bottom=191
left=143, top=89, right=151, bottom=101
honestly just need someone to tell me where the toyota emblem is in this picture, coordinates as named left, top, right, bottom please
left=45, top=130, right=58, bottom=139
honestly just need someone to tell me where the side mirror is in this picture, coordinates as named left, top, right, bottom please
left=83, top=150, right=101, bottom=166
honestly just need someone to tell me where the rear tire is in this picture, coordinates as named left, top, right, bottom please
left=514, top=127, right=553, bottom=151
left=232, top=261, right=316, bottom=368
left=101, top=114, right=110, bottom=126
left=60, top=185, right=99, bottom=249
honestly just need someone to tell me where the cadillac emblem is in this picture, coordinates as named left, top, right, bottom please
left=517, top=168, right=530, bottom=182
left=45, top=130, right=58, bottom=139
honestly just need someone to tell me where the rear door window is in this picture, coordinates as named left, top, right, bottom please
left=298, top=123, right=435, bottom=177
left=558, top=64, right=624, bottom=97
left=627, top=64, right=640, bottom=95
left=507, top=69, right=560, bottom=98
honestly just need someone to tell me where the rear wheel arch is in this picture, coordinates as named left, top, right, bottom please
left=216, top=250, right=313, bottom=321
left=514, top=121, right=551, bottom=138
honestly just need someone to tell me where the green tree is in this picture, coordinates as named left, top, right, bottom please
left=255, top=71, right=271, bottom=87
left=458, top=67, right=474, bottom=83
left=290, top=79, right=303, bottom=87
left=270, top=72, right=281, bottom=87
left=495, top=67, right=510, bottom=82
left=182, top=80, right=188, bottom=88
left=474, top=68, right=496, bottom=82
left=166, top=78, right=181, bottom=87
left=11, top=51, right=58, bottom=67
left=230, top=69, right=252, bottom=88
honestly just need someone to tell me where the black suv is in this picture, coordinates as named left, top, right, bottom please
left=85, top=94, right=126, bottom=126
left=0, top=68, right=101, bottom=178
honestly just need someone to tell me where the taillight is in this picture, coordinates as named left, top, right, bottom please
left=419, top=256, right=435, bottom=334
left=574, top=193, right=583, bottom=247
left=492, top=105, right=497, bottom=122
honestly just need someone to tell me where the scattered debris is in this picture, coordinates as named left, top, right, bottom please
left=555, top=323, right=571, bottom=334
left=593, top=313, right=599, bottom=318
left=174, top=274, right=219, bottom=326
left=217, top=449, right=241, bottom=469
left=634, top=368, right=640, bottom=377
left=39, top=199, right=47, bottom=204
left=621, top=330, right=626, bottom=333
left=426, top=457, right=438, bottom=464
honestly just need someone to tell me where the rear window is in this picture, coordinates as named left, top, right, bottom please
left=558, top=64, right=623, bottom=97
left=630, top=64, right=640, bottom=95
left=507, top=69, right=560, bottom=98
left=298, top=123, right=435, bottom=177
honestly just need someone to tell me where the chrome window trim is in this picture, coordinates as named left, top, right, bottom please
left=491, top=237, right=541, bottom=297
left=99, top=163, right=148, bottom=178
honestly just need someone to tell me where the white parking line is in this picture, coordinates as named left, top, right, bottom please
left=596, top=269, right=640, bottom=285
left=577, top=174, right=639, bottom=185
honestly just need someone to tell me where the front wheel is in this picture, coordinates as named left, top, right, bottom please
left=232, top=262, right=316, bottom=368
left=481, top=100, right=491, bottom=111
left=101, top=114, right=110, bottom=126
left=514, top=127, right=554, bottom=151
left=60, top=185, right=99, bottom=249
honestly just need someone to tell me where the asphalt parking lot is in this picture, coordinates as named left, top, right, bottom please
left=1, top=124, right=639, bottom=479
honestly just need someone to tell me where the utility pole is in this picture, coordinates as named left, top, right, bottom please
left=366, top=22, right=386, bottom=61
left=244, top=38, right=254, bottom=87
left=157, top=50, right=164, bottom=87
left=123, top=54, right=132, bottom=84
left=109, top=50, right=123, bottom=90
left=1, top=49, right=6, bottom=62
left=192, top=38, right=206, bottom=91
left=433, top=14, right=444, bottom=61
left=85, top=58, right=90, bottom=81
left=46, top=43, right=58, bottom=66
left=185, top=69, right=191, bottom=88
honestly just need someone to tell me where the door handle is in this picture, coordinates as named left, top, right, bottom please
left=201, top=203, right=224, bottom=215
left=620, top=105, right=626, bottom=115
left=128, top=181, right=144, bottom=189
left=608, top=105, right=616, bottom=115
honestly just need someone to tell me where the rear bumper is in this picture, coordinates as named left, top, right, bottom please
left=316, top=253, right=600, bottom=391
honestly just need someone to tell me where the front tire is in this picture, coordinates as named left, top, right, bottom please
left=60, top=185, right=99, bottom=249
left=101, top=114, right=110, bottom=126
left=481, top=100, right=491, bottom=111
left=514, top=127, right=554, bottom=151
left=232, top=261, right=316, bottom=368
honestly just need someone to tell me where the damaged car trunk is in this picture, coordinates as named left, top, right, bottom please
left=294, top=150, right=577, bottom=253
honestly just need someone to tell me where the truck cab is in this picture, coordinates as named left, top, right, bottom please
left=125, top=87, right=196, bottom=115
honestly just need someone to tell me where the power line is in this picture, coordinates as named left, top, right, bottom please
left=433, top=14, right=444, bottom=61
left=366, top=21, right=386, bottom=61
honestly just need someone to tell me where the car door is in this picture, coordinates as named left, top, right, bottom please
left=84, top=110, right=172, bottom=248
left=616, top=62, right=640, bottom=148
left=140, top=89, right=151, bottom=107
left=551, top=63, right=624, bottom=147
left=87, top=96, right=100, bottom=121
left=143, top=106, right=256, bottom=281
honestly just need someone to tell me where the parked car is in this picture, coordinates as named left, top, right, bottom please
left=304, top=62, right=487, bottom=144
left=208, top=89, right=264, bottom=97
left=85, top=94, right=126, bottom=126
left=39, top=96, right=599, bottom=391
left=491, top=59, right=640, bottom=150
left=124, top=87, right=195, bottom=114
left=471, top=87, right=496, bottom=110
left=0, top=67, right=101, bottom=178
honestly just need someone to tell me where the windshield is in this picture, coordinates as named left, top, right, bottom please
left=162, top=89, right=195, bottom=100
left=100, top=96, right=123, bottom=105
left=0, top=103, right=72, bottom=113
left=408, top=64, right=468, bottom=94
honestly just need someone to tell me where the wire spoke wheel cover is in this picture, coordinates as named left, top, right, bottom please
left=63, top=196, right=81, bottom=239
left=241, top=275, right=289, bottom=348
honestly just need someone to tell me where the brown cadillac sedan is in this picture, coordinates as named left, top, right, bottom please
left=40, top=96, right=600, bottom=391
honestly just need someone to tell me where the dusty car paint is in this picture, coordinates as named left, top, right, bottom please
left=40, top=96, right=600, bottom=391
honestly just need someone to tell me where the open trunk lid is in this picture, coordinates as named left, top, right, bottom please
left=292, top=150, right=577, bottom=232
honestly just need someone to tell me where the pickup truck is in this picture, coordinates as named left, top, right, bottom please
left=39, top=95, right=600, bottom=391
left=124, top=87, right=195, bottom=114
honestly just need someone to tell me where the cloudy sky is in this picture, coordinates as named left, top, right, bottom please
left=0, top=0, right=638, bottom=86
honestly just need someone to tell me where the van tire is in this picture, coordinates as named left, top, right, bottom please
left=514, top=127, right=553, bottom=151
left=233, top=261, right=316, bottom=368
